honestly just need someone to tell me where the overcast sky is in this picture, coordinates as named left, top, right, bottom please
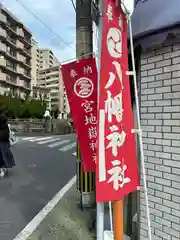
left=3, top=0, right=76, bottom=62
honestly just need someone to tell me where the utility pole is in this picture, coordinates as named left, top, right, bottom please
left=76, top=0, right=95, bottom=208
left=76, top=0, right=93, bottom=58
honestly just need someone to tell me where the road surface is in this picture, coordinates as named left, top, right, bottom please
left=0, top=134, right=76, bottom=240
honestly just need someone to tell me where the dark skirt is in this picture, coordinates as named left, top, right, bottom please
left=0, top=142, right=15, bottom=168
left=0, top=151, right=4, bottom=168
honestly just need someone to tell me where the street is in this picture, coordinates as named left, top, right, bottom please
left=0, top=134, right=76, bottom=240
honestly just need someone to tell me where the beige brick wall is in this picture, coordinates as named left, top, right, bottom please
left=140, top=38, right=180, bottom=240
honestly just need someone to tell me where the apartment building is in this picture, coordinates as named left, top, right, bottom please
left=38, top=65, right=70, bottom=116
left=0, top=4, right=32, bottom=99
left=31, top=38, right=40, bottom=86
left=31, top=39, right=54, bottom=110
left=32, top=85, right=51, bottom=110
left=39, top=48, right=59, bottom=69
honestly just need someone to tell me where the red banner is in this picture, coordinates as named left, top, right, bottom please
left=61, top=57, right=97, bottom=172
left=96, top=1, right=139, bottom=202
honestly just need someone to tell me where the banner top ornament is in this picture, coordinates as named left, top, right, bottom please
left=120, top=0, right=135, bottom=17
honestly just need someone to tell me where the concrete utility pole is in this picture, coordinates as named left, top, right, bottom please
left=76, top=0, right=93, bottom=59
left=76, top=0, right=95, bottom=208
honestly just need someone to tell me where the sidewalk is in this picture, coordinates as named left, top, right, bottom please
left=27, top=184, right=95, bottom=240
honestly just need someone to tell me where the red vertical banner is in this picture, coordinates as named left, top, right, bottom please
left=61, top=57, right=97, bottom=172
left=96, top=0, right=139, bottom=202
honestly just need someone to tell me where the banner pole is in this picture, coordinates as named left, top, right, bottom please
left=113, top=200, right=124, bottom=240
left=128, top=17, right=152, bottom=240
left=96, top=0, right=104, bottom=239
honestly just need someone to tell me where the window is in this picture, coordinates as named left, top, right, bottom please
left=7, top=46, right=16, bottom=57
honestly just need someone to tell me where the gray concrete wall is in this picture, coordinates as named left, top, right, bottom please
left=140, top=37, right=180, bottom=240
left=9, top=118, right=75, bottom=134
left=8, top=119, right=45, bottom=132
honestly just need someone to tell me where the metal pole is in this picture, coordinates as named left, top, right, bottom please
left=96, top=0, right=104, bottom=239
left=113, top=200, right=124, bottom=240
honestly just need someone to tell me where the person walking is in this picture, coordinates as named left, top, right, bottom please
left=0, top=113, right=15, bottom=178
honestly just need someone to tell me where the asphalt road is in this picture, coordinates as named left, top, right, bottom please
left=0, top=134, right=76, bottom=240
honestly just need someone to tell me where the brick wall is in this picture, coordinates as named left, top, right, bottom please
left=140, top=38, right=180, bottom=240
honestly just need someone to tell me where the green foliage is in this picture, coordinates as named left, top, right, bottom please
left=27, top=99, right=46, bottom=118
left=0, top=93, right=47, bottom=119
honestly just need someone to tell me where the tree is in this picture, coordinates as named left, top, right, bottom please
left=7, top=94, right=22, bottom=118
left=0, top=93, right=47, bottom=119
left=19, top=100, right=31, bottom=118
left=27, top=99, right=46, bottom=118
left=0, top=94, right=8, bottom=113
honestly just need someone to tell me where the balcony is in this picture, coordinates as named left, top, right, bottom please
left=0, top=57, right=6, bottom=67
left=6, top=50, right=17, bottom=61
left=19, top=80, right=31, bottom=90
left=16, top=28, right=24, bottom=38
left=0, top=42, right=6, bottom=52
left=0, top=27, right=7, bottom=38
left=0, top=12, right=7, bottom=24
left=6, top=65, right=18, bottom=74
left=23, top=61, right=31, bottom=69
left=6, top=76, right=18, bottom=86
left=18, top=34, right=31, bottom=47
left=5, top=60, right=18, bottom=74
left=17, top=53, right=25, bottom=62
left=0, top=72, right=6, bottom=82
left=6, top=23, right=18, bottom=36
left=23, top=49, right=31, bottom=58
left=6, top=36, right=16, bottom=47
left=51, top=95, right=58, bottom=100
left=23, top=81, right=31, bottom=90
left=16, top=43, right=31, bottom=58
left=17, top=55, right=31, bottom=69
left=16, top=40, right=24, bottom=50
left=24, top=72, right=31, bottom=80
left=23, top=37, right=31, bottom=46
left=18, top=69, right=31, bottom=80
left=20, top=60, right=31, bottom=69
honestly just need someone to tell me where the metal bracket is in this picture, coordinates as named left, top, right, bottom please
left=126, top=71, right=135, bottom=76
left=131, top=128, right=143, bottom=137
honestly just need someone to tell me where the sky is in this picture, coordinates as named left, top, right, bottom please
left=2, top=0, right=135, bottom=63
left=121, top=0, right=135, bottom=15
left=2, top=0, right=76, bottom=62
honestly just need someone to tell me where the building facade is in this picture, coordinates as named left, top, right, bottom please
left=38, top=65, right=69, bottom=116
left=31, top=41, right=64, bottom=110
left=0, top=4, right=64, bottom=115
left=138, top=36, right=180, bottom=240
left=31, top=85, right=51, bottom=110
left=132, top=1, right=180, bottom=240
left=39, top=48, right=59, bottom=69
left=0, top=4, right=32, bottom=99
left=31, top=38, right=40, bottom=87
